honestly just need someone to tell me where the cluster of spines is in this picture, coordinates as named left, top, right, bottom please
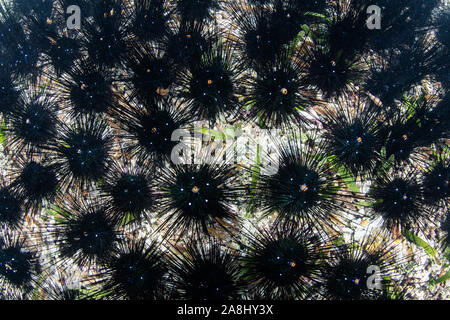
left=48, top=226, right=412, bottom=300
left=0, top=0, right=448, bottom=300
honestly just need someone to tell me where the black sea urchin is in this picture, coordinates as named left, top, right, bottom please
left=253, top=132, right=348, bottom=231
left=125, top=44, right=176, bottom=105
left=169, top=239, right=243, bottom=300
left=178, top=44, right=242, bottom=122
left=36, top=2, right=83, bottom=75
left=10, top=158, right=59, bottom=213
left=230, top=2, right=292, bottom=68
left=243, top=53, right=313, bottom=128
left=240, top=223, right=329, bottom=299
left=52, top=115, right=114, bottom=191
left=304, top=45, right=366, bottom=98
left=0, top=182, right=23, bottom=229
left=93, top=239, right=168, bottom=300
left=421, top=156, right=449, bottom=209
left=365, top=36, right=445, bottom=107
left=162, top=20, right=216, bottom=70
left=156, top=161, right=241, bottom=238
left=0, top=232, right=40, bottom=299
left=115, top=98, right=193, bottom=166
left=16, top=0, right=62, bottom=59
left=321, top=95, right=384, bottom=179
left=381, top=94, right=443, bottom=164
left=366, top=0, right=439, bottom=52
left=100, top=160, right=155, bottom=225
left=325, top=0, right=372, bottom=59
left=126, top=0, right=171, bottom=43
left=369, top=168, right=429, bottom=234
left=175, top=0, right=222, bottom=22
left=0, top=4, right=40, bottom=79
left=81, top=0, right=128, bottom=69
left=322, top=232, right=408, bottom=300
left=55, top=60, right=116, bottom=116
left=6, top=89, right=59, bottom=155
left=50, top=196, right=120, bottom=269
left=45, top=36, right=81, bottom=77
